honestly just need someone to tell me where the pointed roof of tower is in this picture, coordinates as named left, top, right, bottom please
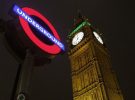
left=68, top=12, right=91, bottom=37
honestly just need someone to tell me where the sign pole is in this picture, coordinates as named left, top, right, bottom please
left=11, top=49, right=34, bottom=100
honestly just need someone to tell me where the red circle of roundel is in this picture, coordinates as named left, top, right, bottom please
left=19, top=7, right=61, bottom=54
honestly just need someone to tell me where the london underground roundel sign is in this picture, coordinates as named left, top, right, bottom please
left=13, top=5, right=65, bottom=54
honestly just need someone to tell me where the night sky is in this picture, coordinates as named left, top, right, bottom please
left=0, top=0, right=135, bottom=100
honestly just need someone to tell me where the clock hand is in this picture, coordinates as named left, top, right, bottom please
left=77, top=35, right=80, bottom=40
left=77, top=37, right=79, bottom=40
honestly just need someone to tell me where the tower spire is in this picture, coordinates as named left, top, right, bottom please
left=73, top=10, right=85, bottom=26
left=77, top=9, right=83, bottom=19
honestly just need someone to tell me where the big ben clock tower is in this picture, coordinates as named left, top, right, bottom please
left=67, top=16, right=124, bottom=100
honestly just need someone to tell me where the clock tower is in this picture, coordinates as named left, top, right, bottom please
left=67, top=16, right=124, bottom=100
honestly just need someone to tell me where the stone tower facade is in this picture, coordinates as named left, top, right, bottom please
left=67, top=17, right=124, bottom=100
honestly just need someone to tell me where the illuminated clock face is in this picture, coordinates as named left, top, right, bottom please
left=93, top=31, right=103, bottom=44
left=72, top=32, right=84, bottom=45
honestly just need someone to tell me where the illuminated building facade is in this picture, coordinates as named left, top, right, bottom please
left=67, top=16, right=124, bottom=100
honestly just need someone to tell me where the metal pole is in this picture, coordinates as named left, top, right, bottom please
left=10, top=64, right=22, bottom=100
left=11, top=49, right=34, bottom=100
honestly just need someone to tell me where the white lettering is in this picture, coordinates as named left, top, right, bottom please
left=17, top=8, right=22, bottom=15
left=28, top=17, right=32, bottom=23
left=46, top=33, right=51, bottom=38
left=22, top=13, right=28, bottom=20
left=51, top=36, right=55, bottom=41
left=39, top=27, right=43, bottom=33
left=53, top=38, right=58, bottom=44
left=36, top=23, right=40, bottom=29
left=43, top=30, right=47, bottom=34
left=32, top=20, right=36, bottom=26
left=57, top=42, right=63, bottom=48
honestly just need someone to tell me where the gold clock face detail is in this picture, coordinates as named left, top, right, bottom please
left=72, top=32, right=84, bottom=45
left=93, top=31, right=103, bottom=44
